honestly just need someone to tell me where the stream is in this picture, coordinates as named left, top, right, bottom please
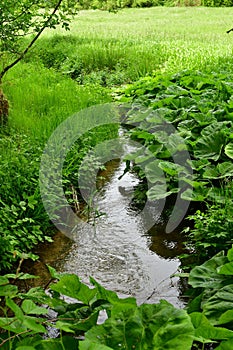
left=30, top=135, right=188, bottom=308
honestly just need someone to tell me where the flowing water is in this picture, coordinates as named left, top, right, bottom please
left=54, top=159, right=187, bottom=307
left=30, top=137, right=188, bottom=308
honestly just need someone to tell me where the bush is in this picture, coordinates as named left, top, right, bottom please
left=0, top=132, right=53, bottom=271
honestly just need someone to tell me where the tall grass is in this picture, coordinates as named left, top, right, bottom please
left=3, top=62, right=111, bottom=141
left=24, top=7, right=233, bottom=86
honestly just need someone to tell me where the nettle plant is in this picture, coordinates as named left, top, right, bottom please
left=118, top=70, right=233, bottom=204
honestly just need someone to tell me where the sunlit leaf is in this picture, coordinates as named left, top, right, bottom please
left=50, top=274, right=96, bottom=305
left=225, top=143, right=233, bottom=159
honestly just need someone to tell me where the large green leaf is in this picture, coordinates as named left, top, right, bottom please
left=190, top=312, right=233, bottom=342
left=21, top=300, right=48, bottom=315
left=188, top=252, right=231, bottom=289
left=225, top=143, right=233, bottom=159
left=219, top=310, right=233, bottom=325
left=181, top=187, right=209, bottom=201
left=0, top=283, right=18, bottom=297
left=147, top=184, right=178, bottom=200
left=158, top=161, right=185, bottom=176
left=6, top=297, right=24, bottom=320
left=90, top=277, right=136, bottom=306
left=85, top=300, right=194, bottom=350
left=218, top=262, right=233, bottom=275
left=202, top=285, right=233, bottom=325
left=203, top=162, right=233, bottom=179
left=56, top=310, right=99, bottom=332
left=23, top=316, right=46, bottom=333
left=145, top=160, right=165, bottom=183
left=141, top=302, right=194, bottom=350
left=194, top=123, right=226, bottom=161
left=50, top=274, right=96, bottom=305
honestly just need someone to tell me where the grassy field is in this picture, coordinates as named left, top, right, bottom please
left=3, top=7, right=233, bottom=135
left=40, top=7, right=233, bottom=77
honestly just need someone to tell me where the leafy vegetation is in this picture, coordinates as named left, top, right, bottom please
left=183, top=185, right=233, bottom=266
left=118, top=70, right=233, bottom=204
left=2, top=250, right=233, bottom=350
left=1, top=6, right=233, bottom=349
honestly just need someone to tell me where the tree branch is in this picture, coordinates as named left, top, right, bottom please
left=0, top=330, right=32, bottom=347
left=0, top=0, right=64, bottom=83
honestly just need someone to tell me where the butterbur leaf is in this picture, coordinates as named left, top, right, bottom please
left=35, top=339, right=64, bottom=350
left=218, top=262, right=233, bottom=275
left=145, top=160, right=165, bottom=183
left=47, top=264, right=63, bottom=279
left=225, top=143, right=233, bottom=159
left=202, top=285, right=233, bottom=325
left=181, top=187, right=208, bottom=201
left=190, top=312, right=233, bottom=341
left=14, top=334, right=43, bottom=348
left=141, top=302, right=194, bottom=350
left=194, top=123, right=226, bottom=161
left=0, top=284, right=18, bottom=297
left=188, top=252, right=230, bottom=289
left=227, top=247, right=233, bottom=262
left=158, top=161, right=185, bottom=176
left=90, top=277, right=136, bottom=306
left=6, top=297, right=24, bottom=320
left=23, top=316, right=46, bottom=333
left=0, top=317, right=27, bottom=333
left=147, top=185, right=178, bottom=200
left=0, top=276, right=9, bottom=285
left=56, top=310, right=99, bottom=332
left=85, top=300, right=194, bottom=350
left=50, top=274, right=96, bottom=304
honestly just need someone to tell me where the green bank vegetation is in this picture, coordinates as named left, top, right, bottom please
left=1, top=6, right=233, bottom=349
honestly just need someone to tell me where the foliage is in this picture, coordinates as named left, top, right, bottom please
left=0, top=60, right=113, bottom=271
left=0, top=0, right=78, bottom=82
left=0, top=267, right=194, bottom=349
left=0, top=132, right=53, bottom=271
left=186, top=247, right=233, bottom=350
left=2, top=253, right=233, bottom=349
left=183, top=184, right=233, bottom=265
left=118, top=70, right=233, bottom=205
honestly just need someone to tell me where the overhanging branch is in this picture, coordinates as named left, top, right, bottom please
left=0, top=0, right=64, bottom=83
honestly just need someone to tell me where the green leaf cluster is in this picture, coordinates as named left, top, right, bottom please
left=119, top=70, right=233, bottom=203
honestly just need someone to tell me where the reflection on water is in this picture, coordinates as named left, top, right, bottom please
left=54, top=159, right=188, bottom=307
